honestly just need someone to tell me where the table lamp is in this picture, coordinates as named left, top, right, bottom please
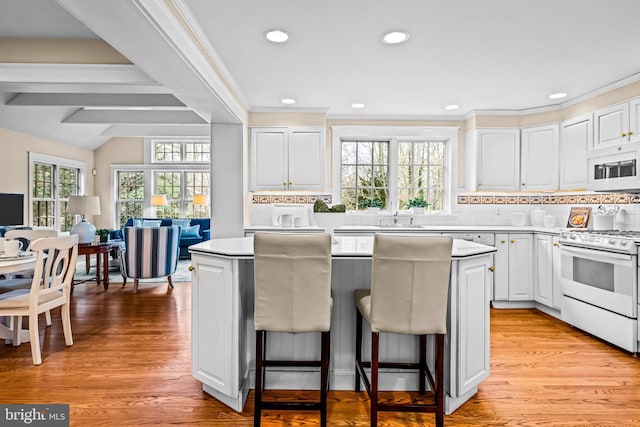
left=193, top=193, right=208, bottom=217
left=67, top=195, right=101, bottom=244
left=151, top=194, right=168, bottom=217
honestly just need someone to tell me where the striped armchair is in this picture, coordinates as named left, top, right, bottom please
left=120, top=226, right=180, bottom=293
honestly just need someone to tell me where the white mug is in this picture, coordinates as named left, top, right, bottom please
left=4, top=239, right=23, bottom=257
left=277, top=214, right=293, bottom=227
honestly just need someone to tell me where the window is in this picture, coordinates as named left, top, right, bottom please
left=153, top=139, right=210, bottom=163
left=117, top=171, right=144, bottom=227
left=341, top=141, right=389, bottom=210
left=398, top=141, right=445, bottom=211
left=29, top=153, right=85, bottom=232
left=114, top=137, right=211, bottom=226
left=332, top=126, right=456, bottom=212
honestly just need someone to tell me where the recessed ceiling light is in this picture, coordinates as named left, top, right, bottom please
left=445, top=104, right=460, bottom=111
left=382, top=31, right=410, bottom=45
left=265, top=30, right=289, bottom=43
left=351, top=103, right=365, bottom=109
left=549, top=92, right=567, bottom=99
left=281, top=98, right=296, bottom=105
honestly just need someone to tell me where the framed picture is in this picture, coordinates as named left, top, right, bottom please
left=566, top=207, right=591, bottom=228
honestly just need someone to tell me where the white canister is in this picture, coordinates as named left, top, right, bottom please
left=592, top=214, right=615, bottom=231
left=530, top=208, right=546, bottom=227
left=543, top=215, right=556, bottom=228
left=512, top=212, right=527, bottom=227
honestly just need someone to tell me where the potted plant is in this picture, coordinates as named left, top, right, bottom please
left=96, top=228, right=112, bottom=243
left=405, top=197, right=429, bottom=214
left=361, top=198, right=383, bottom=213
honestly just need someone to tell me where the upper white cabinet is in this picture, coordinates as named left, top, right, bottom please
left=593, top=97, right=640, bottom=149
left=475, top=129, right=521, bottom=191
left=560, top=114, right=591, bottom=190
left=250, top=127, right=325, bottom=191
left=520, top=124, right=559, bottom=191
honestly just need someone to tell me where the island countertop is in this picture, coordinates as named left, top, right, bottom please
left=189, top=235, right=497, bottom=259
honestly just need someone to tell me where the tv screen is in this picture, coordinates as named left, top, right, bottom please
left=0, top=193, right=24, bottom=226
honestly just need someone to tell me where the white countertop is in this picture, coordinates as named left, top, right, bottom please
left=189, top=235, right=496, bottom=259
left=244, top=225, right=324, bottom=232
left=335, top=225, right=564, bottom=234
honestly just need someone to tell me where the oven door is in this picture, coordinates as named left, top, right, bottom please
left=560, top=244, right=637, bottom=318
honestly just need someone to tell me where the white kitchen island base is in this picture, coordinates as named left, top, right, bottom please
left=189, top=236, right=495, bottom=415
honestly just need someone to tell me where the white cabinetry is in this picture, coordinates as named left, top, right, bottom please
left=191, top=253, right=247, bottom=411
left=593, top=98, right=640, bottom=149
left=552, top=236, right=562, bottom=310
left=453, top=255, right=491, bottom=398
left=520, top=124, right=560, bottom=191
left=560, top=114, right=591, bottom=190
left=534, top=234, right=553, bottom=307
left=249, top=127, right=325, bottom=191
left=494, top=233, right=533, bottom=301
left=475, top=129, right=520, bottom=191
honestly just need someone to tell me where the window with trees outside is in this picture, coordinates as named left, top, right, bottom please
left=114, top=137, right=211, bottom=227
left=336, top=134, right=449, bottom=212
left=30, top=153, right=84, bottom=232
left=341, top=141, right=389, bottom=210
left=398, top=141, right=445, bottom=211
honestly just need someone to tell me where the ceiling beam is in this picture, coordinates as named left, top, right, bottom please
left=100, top=124, right=210, bottom=137
left=63, top=109, right=208, bottom=124
left=7, top=93, right=186, bottom=107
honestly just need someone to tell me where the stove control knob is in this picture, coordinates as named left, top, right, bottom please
left=621, top=241, right=629, bottom=246
left=609, top=239, right=617, bottom=245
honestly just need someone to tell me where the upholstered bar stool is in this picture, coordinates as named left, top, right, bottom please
left=253, top=232, right=333, bottom=427
left=354, top=234, right=453, bottom=427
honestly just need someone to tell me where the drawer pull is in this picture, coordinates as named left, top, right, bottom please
left=489, top=266, right=495, bottom=272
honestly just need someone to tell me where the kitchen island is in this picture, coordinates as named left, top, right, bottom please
left=188, top=235, right=496, bottom=414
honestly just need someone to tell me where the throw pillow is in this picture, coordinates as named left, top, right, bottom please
left=132, top=218, right=143, bottom=227
left=142, top=220, right=162, bottom=228
left=111, top=229, right=123, bottom=240
left=172, top=218, right=191, bottom=229
left=181, top=224, right=200, bottom=238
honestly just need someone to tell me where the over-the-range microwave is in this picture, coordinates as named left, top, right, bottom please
left=588, top=149, right=640, bottom=192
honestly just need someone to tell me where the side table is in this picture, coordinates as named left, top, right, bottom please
left=76, top=242, right=112, bottom=290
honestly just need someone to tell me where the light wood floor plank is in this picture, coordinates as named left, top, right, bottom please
left=2, top=281, right=640, bottom=426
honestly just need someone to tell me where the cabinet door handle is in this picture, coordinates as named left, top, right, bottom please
left=289, top=181, right=293, bottom=186
left=553, top=242, right=558, bottom=247
left=477, top=182, right=482, bottom=186
left=511, top=240, right=515, bottom=243
left=521, top=182, right=526, bottom=186
left=629, top=131, right=634, bottom=136
left=188, top=265, right=194, bottom=272
left=501, top=240, right=506, bottom=244
left=622, top=132, right=628, bottom=137
left=283, top=182, right=287, bottom=187
left=489, top=266, right=495, bottom=272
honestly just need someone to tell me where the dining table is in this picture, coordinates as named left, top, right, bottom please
left=0, top=253, right=38, bottom=345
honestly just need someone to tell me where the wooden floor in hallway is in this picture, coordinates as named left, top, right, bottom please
left=1, top=279, right=640, bottom=426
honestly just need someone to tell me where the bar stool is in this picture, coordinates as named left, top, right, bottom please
left=354, top=234, right=453, bottom=427
left=253, top=232, right=333, bottom=427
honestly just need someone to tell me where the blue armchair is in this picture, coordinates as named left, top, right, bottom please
left=110, top=218, right=211, bottom=259
left=120, top=226, right=180, bottom=293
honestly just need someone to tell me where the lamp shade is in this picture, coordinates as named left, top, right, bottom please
left=67, top=195, right=101, bottom=216
left=151, top=194, right=168, bottom=207
left=193, top=194, right=208, bottom=205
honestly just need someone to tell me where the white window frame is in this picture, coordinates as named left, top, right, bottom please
left=146, top=137, right=211, bottom=164
left=28, top=152, right=87, bottom=231
left=331, top=126, right=458, bottom=212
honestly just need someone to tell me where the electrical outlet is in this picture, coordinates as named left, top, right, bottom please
left=495, top=207, right=501, bottom=215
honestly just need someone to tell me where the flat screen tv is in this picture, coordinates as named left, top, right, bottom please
left=0, top=193, right=24, bottom=226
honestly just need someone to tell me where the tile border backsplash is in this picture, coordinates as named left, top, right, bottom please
left=252, top=194, right=332, bottom=204
left=457, top=193, right=640, bottom=205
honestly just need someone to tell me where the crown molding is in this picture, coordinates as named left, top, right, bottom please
left=327, top=113, right=464, bottom=122
left=250, top=106, right=330, bottom=114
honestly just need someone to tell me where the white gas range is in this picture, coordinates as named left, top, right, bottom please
left=558, top=230, right=640, bottom=353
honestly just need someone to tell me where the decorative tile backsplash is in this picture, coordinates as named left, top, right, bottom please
left=252, top=194, right=332, bottom=204
left=457, top=193, right=639, bottom=205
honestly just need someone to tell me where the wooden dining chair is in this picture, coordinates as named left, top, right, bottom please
left=0, top=235, right=78, bottom=365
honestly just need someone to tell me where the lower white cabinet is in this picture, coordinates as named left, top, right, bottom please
left=533, top=234, right=563, bottom=310
left=494, top=233, right=533, bottom=301
left=452, top=255, right=491, bottom=398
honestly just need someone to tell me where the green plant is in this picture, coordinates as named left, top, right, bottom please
left=360, top=198, right=383, bottom=209
left=96, top=228, right=112, bottom=238
left=313, top=199, right=330, bottom=213
left=405, top=197, right=429, bottom=209
left=330, top=204, right=346, bottom=213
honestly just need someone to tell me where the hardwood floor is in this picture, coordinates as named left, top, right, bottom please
left=2, top=281, right=640, bottom=426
